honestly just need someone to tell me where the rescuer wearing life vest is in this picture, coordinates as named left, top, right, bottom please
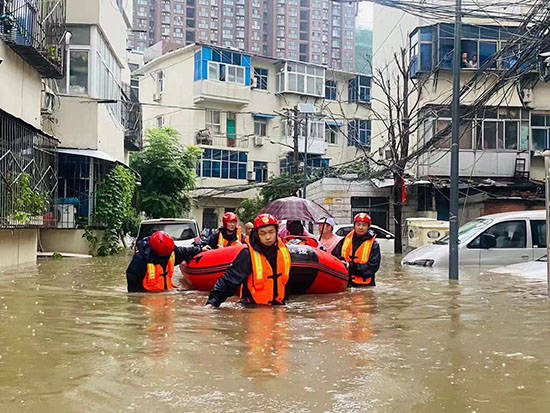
left=206, top=213, right=291, bottom=307
left=332, top=213, right=381, bottom=287
left=126, top=231, right=204, bottom=292
left=205, top=212, right=245, bottom=250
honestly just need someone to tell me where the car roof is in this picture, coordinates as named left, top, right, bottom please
left=140, top=218, right=197, bottom=224
left=477, top=210, right=545, bottom=221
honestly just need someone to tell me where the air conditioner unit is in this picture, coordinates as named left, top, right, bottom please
left=246, top=170, right=256, bottom=181
left=251, top=77, right=258, bottom=89
left=55, top=204, right=76, bottom=229
left=254, top=135, right=264, bottom=146
left=41, top=88, right=55, bottom=115
left=522, top=88, right=533, bottom=104
left=153, top=92, right=161, bottom=102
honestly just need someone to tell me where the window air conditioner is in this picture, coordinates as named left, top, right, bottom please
left=254, top=135, right=264, bottom=146
left=153, top=92, right=161, bottom=102
left=246, top=170, right=255, bottom=181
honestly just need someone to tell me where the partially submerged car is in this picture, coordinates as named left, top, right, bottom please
left=136, top=218, right=200, bottom=248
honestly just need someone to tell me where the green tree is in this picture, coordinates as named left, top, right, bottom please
left=260, top=172, right=308, bottom=203
left=236, top=196, right=265, bottom=223
left=130, top=127, right=200, bottom=219
left=91, top=165, right=137, bottom=255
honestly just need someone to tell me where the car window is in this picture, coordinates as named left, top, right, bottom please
left=372, top=227, right=394, bottom=239
left=138, top=223, right=197, bottom=241
left=335, top=226, right=352, bottom=237
left=530, top=220, right=547, bottom=248
left=469, top=220, right=526, bottom=249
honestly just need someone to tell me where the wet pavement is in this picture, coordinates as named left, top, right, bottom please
left=1, top=253, right=550, bottom=412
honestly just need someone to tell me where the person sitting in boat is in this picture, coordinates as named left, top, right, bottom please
left=279, top=220, right=318, bottom=247
left=206, top=213, right=291, bottom=307
left=318, top=217, right=342, bottom=254
left=332, top=213, right=381, bottom=287
left=204, top=212, right=245, bottom=250
left=126, top=231, right=205, bottom=292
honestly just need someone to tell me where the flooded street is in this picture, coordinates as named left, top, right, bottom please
left=1, top=254, right=550, bottom=412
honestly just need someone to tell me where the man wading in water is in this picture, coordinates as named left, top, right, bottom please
left=206, top=214, right=291, bottom=307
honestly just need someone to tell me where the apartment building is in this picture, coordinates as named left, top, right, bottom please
left=0, top=0, right=65, bottom=268
left=136, top=43, right=372, bottom=228
left=38, top=0, right=142, bottom=254
left=129, top=0, right=357, bottom=71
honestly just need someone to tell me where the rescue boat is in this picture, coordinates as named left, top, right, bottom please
left=181, top=244, right=349, bottom=294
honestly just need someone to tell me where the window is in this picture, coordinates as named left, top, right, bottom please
left=254, top=68, right=268, bottom=90
left=347, top=120, right=371, bottom=148
left=325, top=125, right=338, bottom=144
left=325, top=80, right=337, bottom=100
left=254, top=161, right=268, bottom=182
left=348, top=76, right=371, bottom=103
left=531, top=220, right=547, bottom=248
left=276, top=62, right=325, bottom=96
left=69, top=50, right=89, bottom=94
left=254, top=119, right=267, bottom=136
left=206, top=110, right=221, bottom=133
left=96, top=34, right=122, bottom=121
left=207, top=61, right=245, bottom=85
left=469, top=220, right=526, bottom=249
left=531, top=114, right=550, bottom=151
left=197, top=149, right=248, bottom=179
left=156, top=70, right=164, bottom=95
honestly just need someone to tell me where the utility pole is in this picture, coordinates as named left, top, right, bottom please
left=293, top=106, right=299, bottom=174
left=303, top=113, right=309, bottom=199
left=544, top=150, right=550, bottom=295
left=449, top=0, right=462, bottom=280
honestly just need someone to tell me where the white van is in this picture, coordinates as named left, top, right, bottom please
left=402, top=210, right=547, bottom=267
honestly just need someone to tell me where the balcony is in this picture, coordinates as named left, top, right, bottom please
left=409, top=23, right=536, bottom=79
left=284, top=136, right=327, bottom=155
left=193, top=79, right=251, bottom=106
left=195, top=131, right=249, bottom=149
left=0, top=0, right=66, bottom=78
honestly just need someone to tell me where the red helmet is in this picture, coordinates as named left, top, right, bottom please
left=222, top=212, right=238, bottom=226
left=354, top=213, right=372, bottom=224
left=149, top=231, right=175, bottom=256
left=254, top=213, right=278, bottom=230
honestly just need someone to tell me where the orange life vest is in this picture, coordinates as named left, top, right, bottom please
left=142, top=252, right=175, bottom=292
left=218, top=226, right=243, bottom=248
left=341, top=231, right=376, bottom=285
left=242, top=238, right=291, bottom=305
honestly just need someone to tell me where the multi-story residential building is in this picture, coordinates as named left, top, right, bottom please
left=38, top=0, right=142, bottom=254
left=355, top=28, right=372, bottom=75
left=129, top=0, right=357, bottom=71
left=366, top=3, right=547, bottom=228
left=136, top=43, right=371, bottom=228
left=0, top=0, right=66, bottom=268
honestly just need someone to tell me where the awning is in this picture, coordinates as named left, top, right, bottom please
left=325, top=120, right=344, bottom=127
left=252, top=113, right=276, bottom=119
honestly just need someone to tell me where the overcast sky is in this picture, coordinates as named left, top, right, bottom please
left=357, top=2, right=373, bottom=29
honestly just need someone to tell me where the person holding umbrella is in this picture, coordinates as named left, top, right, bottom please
left=332, top=213, right=381, bottom=287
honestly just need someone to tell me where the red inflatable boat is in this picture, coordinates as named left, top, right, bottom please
left=181, top=244, right=349, bottom=294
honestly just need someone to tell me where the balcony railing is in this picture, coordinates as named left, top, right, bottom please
left=195, top=132, right=249, bottom=148
left=0, top=0, right=66, bottom=78
left=0, top=108, right=58, bottom=229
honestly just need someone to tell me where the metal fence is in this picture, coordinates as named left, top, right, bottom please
left=0, top=109, right=58, bottom=229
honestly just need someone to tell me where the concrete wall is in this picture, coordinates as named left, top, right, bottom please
left=40, top=229, right=101, bottom=255
left=0, top=42, right=42, bottom=128
left=0, top=230, right=38, bottom=270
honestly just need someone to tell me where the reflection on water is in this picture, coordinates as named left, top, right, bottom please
left=1, top=253, right=550, bottom=411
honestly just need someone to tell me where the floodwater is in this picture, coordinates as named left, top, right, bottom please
left=1, top=254, right=550, bottom=412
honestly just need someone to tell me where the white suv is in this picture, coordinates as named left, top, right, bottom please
left=136, top=218, right=200, bottom=248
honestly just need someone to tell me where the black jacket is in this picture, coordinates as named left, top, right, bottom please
left=332, top=229, right=381, bottom=282
left=205, top=227, right=244, bottom=249
left=126, top=237, right=202, bottom=292
left=206, top=231, right=281, bottom=307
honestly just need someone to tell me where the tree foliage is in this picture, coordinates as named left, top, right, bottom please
left=130, top=127, right=200, bottom=219
left=260, top=172, right=308, bottom=203
left=236, top=196, right=265, bottom=223
left=91, top=165, right=137, bottom=255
